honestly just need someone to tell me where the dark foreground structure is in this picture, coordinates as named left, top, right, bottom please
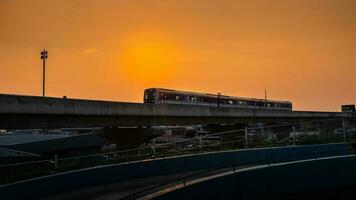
left=0, top=143, right=354, bottom=199
left=155, top=155, right=356, bottom=200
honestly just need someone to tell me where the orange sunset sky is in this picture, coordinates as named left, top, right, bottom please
left=0, top=0, right=355, bottom=111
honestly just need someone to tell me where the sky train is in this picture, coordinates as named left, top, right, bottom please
left=144, top=88, right=292, bottom=111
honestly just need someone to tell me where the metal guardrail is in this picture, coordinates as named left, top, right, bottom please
left=0, top=148, right=41, bottom=157
left=0, top=118, right=354, bottom=185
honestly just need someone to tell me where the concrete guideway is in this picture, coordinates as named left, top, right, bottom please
left=43, top=171, right=204, bottom=200
left=0, top=94, right=355, bottom=128
left=152, top=155, right=356, bottom=200
left=45, top=166, right=253, bottom=200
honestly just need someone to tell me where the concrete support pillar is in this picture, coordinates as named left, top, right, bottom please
left=54, top=154, right=58, bottom=174
left=292, top=126, right=296, bottom=145
left=318, top=120, right=340, bottom=139
left=151, top=139, right=156, bottom=156
left=343, top=118, right=346, bottom=143
left=199, top=135, right=203, bottom=152
left=245, top=126, right=248, bottom=148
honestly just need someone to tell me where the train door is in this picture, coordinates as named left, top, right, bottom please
left=144, top=89, right=157, bottom=103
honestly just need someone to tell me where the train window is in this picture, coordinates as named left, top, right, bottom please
left=189, top=96, right=196, bottom=102
left=210, top=98, right=218, bottom=103
left=197, top=97, right=205, bottom=102
left=176, top=96, right=180, bottom=100
left=160, top=93, right=179, bottom=100
left=228, top=100, right=233, bottom=104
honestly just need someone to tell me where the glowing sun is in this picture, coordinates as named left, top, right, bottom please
left=120, top=32, right=180, bottom=83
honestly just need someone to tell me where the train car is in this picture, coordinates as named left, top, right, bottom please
left=144, top=88, right=292, bottom=111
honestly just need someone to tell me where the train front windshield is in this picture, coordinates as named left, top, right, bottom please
left=144, top=89, right=156, bottom=103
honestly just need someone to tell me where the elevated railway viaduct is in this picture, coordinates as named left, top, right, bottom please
left=0, top=94, right=355, bottom=129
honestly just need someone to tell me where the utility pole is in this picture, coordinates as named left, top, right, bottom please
left=41, top=49, right=48, bottom=97
left=265, top=89, right=267, bottom=100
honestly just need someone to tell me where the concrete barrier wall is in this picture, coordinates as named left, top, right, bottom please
left=155, top=155, right=356, bottom=200
left=0, top=143, right=351, bottom=199
left=2, top=94, right=355, bottom=128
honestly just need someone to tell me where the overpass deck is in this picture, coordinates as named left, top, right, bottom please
left=0, top=94, right=354, bottom=128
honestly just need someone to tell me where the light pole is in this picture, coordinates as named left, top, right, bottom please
left=41, top=49, right=48, bottom=97
left=265, top=89, right=267, bottom=100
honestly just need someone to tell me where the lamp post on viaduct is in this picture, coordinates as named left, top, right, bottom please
left=41, top=49, right=48, bottom=97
